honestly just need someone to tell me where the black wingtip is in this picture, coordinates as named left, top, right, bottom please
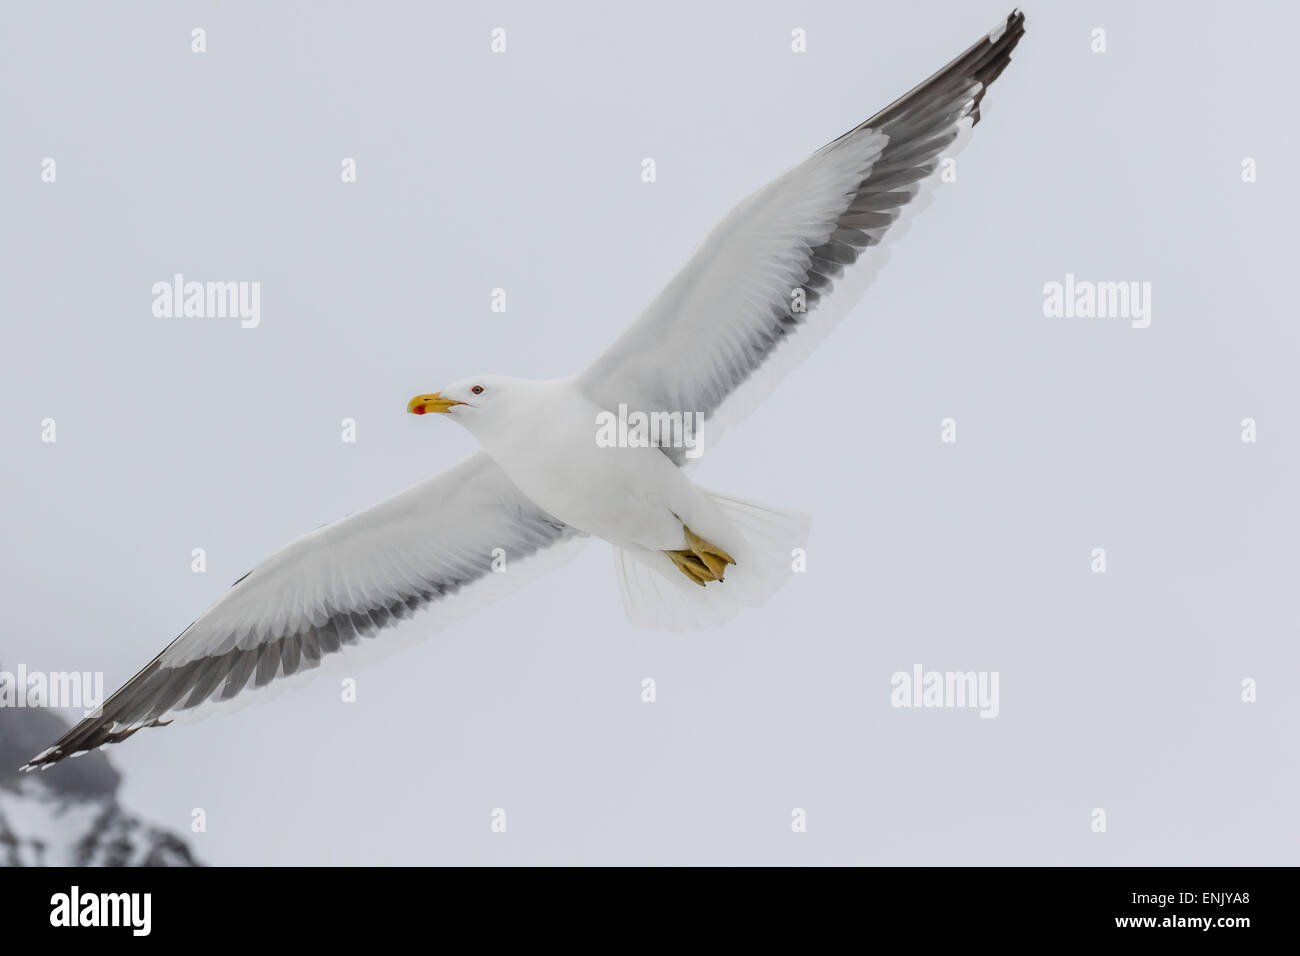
left=966, top=9, right=1028, bottom=126
left=822, top=7, right=1027, bottom=153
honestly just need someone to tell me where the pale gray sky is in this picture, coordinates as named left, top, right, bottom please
left=2, top=0, right=1297, bottom=864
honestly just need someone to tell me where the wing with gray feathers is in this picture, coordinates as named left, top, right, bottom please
left=578, top=10, right=1026, bottom=462
left=22, top=453, right=579, bottom=770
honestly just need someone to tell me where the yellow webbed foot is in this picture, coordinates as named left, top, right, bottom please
left=664, top=526, right=737, bottom=585
left=666, top=549, right=712, bottom=586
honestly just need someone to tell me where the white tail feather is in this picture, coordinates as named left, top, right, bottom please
left=613, top=489, right=810, bottom=631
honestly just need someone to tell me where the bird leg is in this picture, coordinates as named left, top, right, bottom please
left=665, top=527, right=736, bottom=585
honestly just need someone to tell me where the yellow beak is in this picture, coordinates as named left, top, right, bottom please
left=407, top=392, right=465, bottom=415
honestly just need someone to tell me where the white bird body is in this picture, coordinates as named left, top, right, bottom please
left=442, top=376, right=726, bottom=554
left=22, top=10, right=1027, bottom=770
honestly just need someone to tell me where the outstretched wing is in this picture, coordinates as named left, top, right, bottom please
left=578, top=10, right=1026, bottom=462
left=22, top=452, right=581, bottom=770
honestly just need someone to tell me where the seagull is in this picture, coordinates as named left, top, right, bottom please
left=22, top=10, right=1026, bottom=770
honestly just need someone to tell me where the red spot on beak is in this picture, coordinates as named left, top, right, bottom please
left=410, top=404, right=427, bottom=415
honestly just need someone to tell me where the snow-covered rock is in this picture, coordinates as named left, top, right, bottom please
left=0, top=690, right=200, bottom=867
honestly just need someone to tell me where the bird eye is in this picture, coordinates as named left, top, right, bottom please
left=471, top=385, right=484, bottom=395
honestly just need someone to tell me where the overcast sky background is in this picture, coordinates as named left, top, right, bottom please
left=2, top=0, right=1297, bottom=865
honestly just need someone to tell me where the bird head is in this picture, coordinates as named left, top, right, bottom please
left=407, top=374, right=532, bottom=437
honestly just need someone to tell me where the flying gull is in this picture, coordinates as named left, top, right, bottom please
left=23, top=10, right=1026, bottom=770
